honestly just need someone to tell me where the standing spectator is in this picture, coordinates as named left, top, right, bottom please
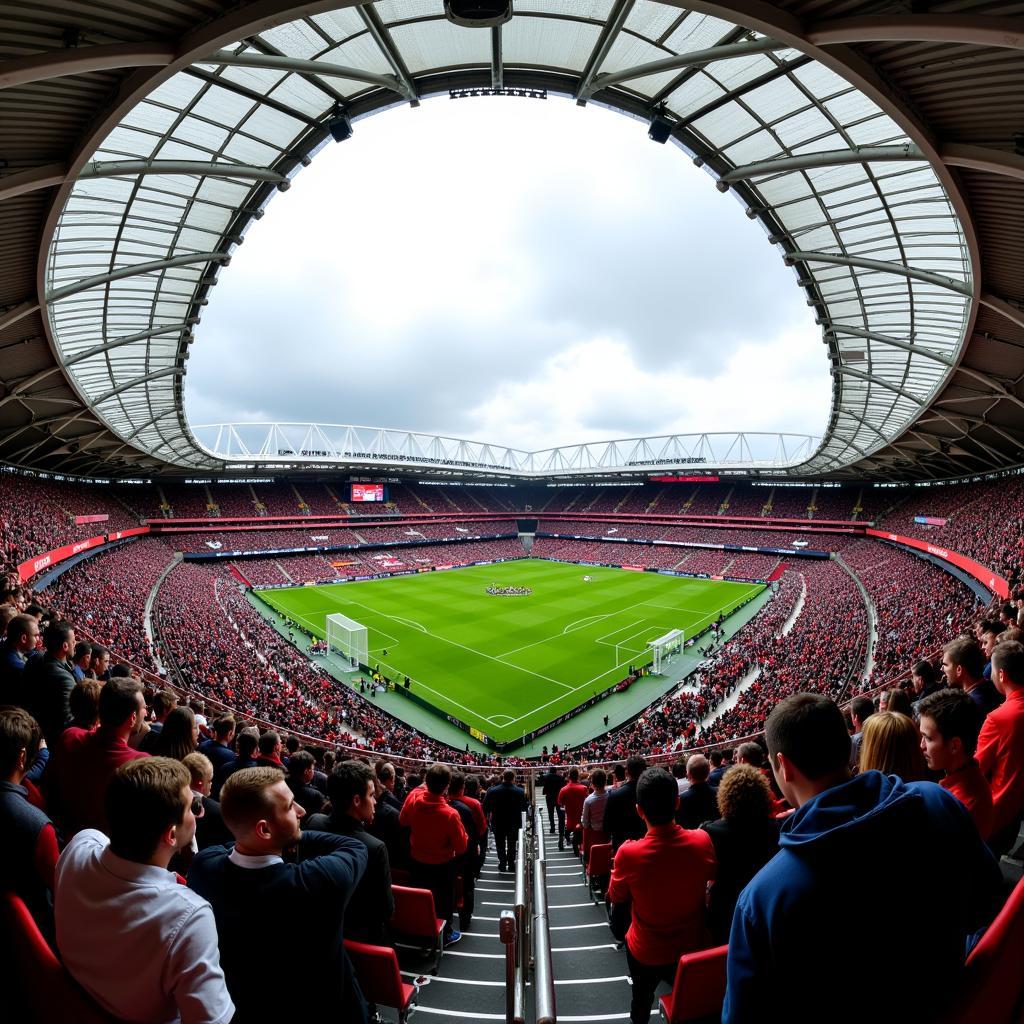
left=977, top=640, right=1024, bottom=854
left=676, top=754, right=717, bottom=829
left=0, top=708, right=60, bottom=927
left=71, top=641, right=93, bottom=681
left=139, top=689, right=178, bottom=751
left=189, top=767, right=368, bottom=1023
left=55, top=758, right=234, bottom=1024
left=47, top=676, right=149, bottom=837
left=848, top=695, right=874, bottom=768
left=285, top=749, right=326, bottom=815
left=151, top=706, right=200, bottom=762
left=918, top=689, right=992, bottom=838
left=88, top=645, right=110, bottom=682
left=254, top=729, right=286, bottom=769
left=375, top=760, right=403, bottom=812
left=581, top=768, right=609, bottom=852
left=702, top=765, right=779, bottom=943
left=400, top=762, right=468, bottom=943
left=942, top=636, right=1001, bottom=716
left=212, top=727, right=258, bottom=797
left=707, top=749, right=729, bottom=788
left=607, top=767, right=717, bottom=1024
left=483, top=768, right=529, bottom=872
left=198, top=716, right=237, bottom=774
left=462, top=774, right=489, bottom=877
left=724, top=694, right=1003, bottom=1024
left=306, top=759, right=394, bottom=945
left=0, top=614, right=40, bottom=700
left=604, top=755, right=647, bottom=851
left=23, top=620, right=76, bottom=746
left=858, top=711, right=929, bottom=782
left=182, top=752, right=233, bottom=851
left=557, top=767, right=588, bottom=854
left=537, top=762, right=566, bottom=839
left=447, top=772, right=480, bottom=933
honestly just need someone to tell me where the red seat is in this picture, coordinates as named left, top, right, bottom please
left=586, top=842, right=613, bottom=900
left=390, top=885, right=446, bottom=974
left=0, top=891, right=118, bottom=1023
left=581, top=826, right=608, bottom=865
left=658, top=944, right=728, bottom=1024
left=345, top=938, right=419, bottom=1023
left=940, top=875, right=1024, bottom=1024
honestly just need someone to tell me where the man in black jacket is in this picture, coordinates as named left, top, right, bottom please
left=447, top=772, right=480, bottom=931
left=306, top=759, right=394, bottom=945
left=189, top=767, right=368, bottom=1024
left=483, top=769, right=528, bottom=871
left=604, top=755, right=647, bottom=851
left=536, top=763, right=565, bottom=838
left=23, top=620, right=76, bottom=746
left=676, top=754, right=718, bottom=829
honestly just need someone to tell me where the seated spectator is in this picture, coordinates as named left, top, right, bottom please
left=702, top=765, right=779, bottom=944
left=604, top=755, right=647, bottom=850
left=400, top=762, right=468, bottom=943
left=151, top=706, right=199, bottom=761
left=23, top=619, right=76, bottom=746
left=54, top=758, right=234, bottom=1024
left=607, top=767, right=717, bottom=1024
left=978, top=640, right=1024, bottom=854
left=848, top=695, right=874, bottom=768
left=918, top=689, right=992, bottom=838
left=676, top=754, right=717, bottom=829
left=942, top=636, right=1001, bottom=716
left=188, top=767, right=368, bottom=1024
left=198, top=715, right=237, bottom=773
left=182, top=752, right=233, bottom=850
left=47, top=676, right=149, bottom=836
left=724, top=693, right=1003, bottom=1024
left=306, top=759, right=394, bottom=944
left=0, top=708, right=60, bottom=927
left=581, top=768, right=609, bottom=849
left=557, top=766, right=588, bottom=854
left=858, top=710, right=929, bottom=782
left=285, top=749, right=326, bottom=815
left=482, top=767, right=528, bottom=872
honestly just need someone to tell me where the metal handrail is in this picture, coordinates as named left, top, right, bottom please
left=533, top=852, right=556, bottom=1024
left=513, top=823, right=528, bottom=1024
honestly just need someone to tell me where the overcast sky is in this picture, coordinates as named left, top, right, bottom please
left=184, top=96, right=831, bottom=452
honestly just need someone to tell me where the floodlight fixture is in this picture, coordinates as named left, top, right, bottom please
left=647, top=113, right=673, bottom=145
left=444, top=0, right=512, bottom=27
left=325, top=112, right=353, bottom=143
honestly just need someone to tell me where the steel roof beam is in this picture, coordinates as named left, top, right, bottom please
left=491, top=26, right=503, bottom=91
left=202, top=50, right=407, bottom=98
left=576, top=0, right=635, bottom=102
left=820, top=322, right=954, bottom=366
left=719, top=144, right=923, bottom=184
left=833, top=366, right=924, bottom=406
left=0, top=300, right=40, bottom=333
left=46, top=252, right=229, bottom=304
left=788, top=251, right=972, bottom=297
left=63, top=322, right=197, bottom=367
left=980, top=293, right=1024, bottom=333
left=0, top=162, right=68, bottom=203
left=806, top=14, right=1024, bottom=50
left=0, top=41, right=175, bottom=91
left=584, top=36, right=790, bottom=100
left=0, top=367, right=64, bottom=410
left=356, top=7, right=418, bottom=104
left=90, top=368, right=180, bottom=408
left=941, top=144, right=1024, bottom=183
left=79, top=161, right=288, bottom=184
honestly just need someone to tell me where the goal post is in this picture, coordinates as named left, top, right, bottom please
left=649, top=628, right=685, bottom=675
left=326, top=613, right=369, bottom=668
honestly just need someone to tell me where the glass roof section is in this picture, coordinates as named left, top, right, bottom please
left=44, top=1, right=973, bottom=474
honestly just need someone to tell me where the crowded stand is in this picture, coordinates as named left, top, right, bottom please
left=294, top=482, right=345, bottom=515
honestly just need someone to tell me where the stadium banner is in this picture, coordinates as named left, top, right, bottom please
left=866, top=529, right=1009, bottom=598
left=18, top=526, right=149, bottom=582
left=74, top=513, right=109, bottom=525
left=539, top=532, right=829, bottom=559
left=913, top=516, right=948, bottom=527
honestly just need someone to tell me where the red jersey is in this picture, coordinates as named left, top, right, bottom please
left=940, top=760, right=993, bottom=839
left=976, top=687, right=1024, bottom=836
left=400, top=787, right=468, bottom=865
left=557, top=781, right=588, bottom=831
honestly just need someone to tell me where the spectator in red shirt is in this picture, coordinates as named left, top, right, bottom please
left=918, top=689, right=993, bottom=839
left=47, top=676, right=149, bottom=836
left=978, top=640, right=1024, bottom=853
left=607, top=767, right=716, bottom=1024
left=399, top=762, right=467, bottom=944
left=557, top=767, right=588, bottom=855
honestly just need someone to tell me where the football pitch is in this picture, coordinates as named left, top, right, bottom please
left=255, top=559, right=763, bottom=744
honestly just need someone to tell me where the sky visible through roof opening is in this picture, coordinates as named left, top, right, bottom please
left=184, top=95, right=831, bottom=451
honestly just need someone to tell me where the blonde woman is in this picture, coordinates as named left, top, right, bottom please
left=859, top=710, right=929, bottom=782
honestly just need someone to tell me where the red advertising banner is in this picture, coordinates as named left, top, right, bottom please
left=17, top=526, right=149, bottom=582
left=649, top=475, right=721, bottom=483
left=351, top=484, right=385, bottom=502
left=74, top=513, right=109, bottom=525
left=866, top=529, right=1009, bottom=598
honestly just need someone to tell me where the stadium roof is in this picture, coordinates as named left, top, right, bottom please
left=1, top=1, right=1023, bottom=481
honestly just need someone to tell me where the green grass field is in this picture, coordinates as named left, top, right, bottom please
left=255, top=559, right=762, bottom=744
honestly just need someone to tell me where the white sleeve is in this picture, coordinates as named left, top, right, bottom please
left=166, top=902, right=235, bottom=1024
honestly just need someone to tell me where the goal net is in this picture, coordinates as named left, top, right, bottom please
left=326, top=613, right=369, bottom=667
left=649, top=628, right=685, bottom=675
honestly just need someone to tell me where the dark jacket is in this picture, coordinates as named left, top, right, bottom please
left=24, top=653, right=76, bottom=745
left=198, top=738, right=237, bottom=774
left=189, top=831, right=368, bottom=1024
left=724, top=772, right=1004, bottom=1024
left=537, top=769, right=565, bottom=805
left=676, top=782, right=718, bottom=830
left=213, top=755, right=258, bottom=798
left=305, top=812, right=394, bottom=944
left=369, top=796, right=408, bottom=868
left=604, top=780, right=645, bottom=849
left=483, top=782, right=529, bottom=832
left=286, top=777, right=326, bottom=816
left=195, top=795, right=234, bottom=851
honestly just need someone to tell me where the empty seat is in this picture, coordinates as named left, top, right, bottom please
left=345, top=938, right=419, bottom=1023
left=391, top=884, right=446, bottom=974
left=658, top=944, right=728, bottom=1024
left=586, top=842, right=613, bottom=900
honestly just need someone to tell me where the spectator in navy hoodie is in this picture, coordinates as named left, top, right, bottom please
left=724, top=693, right=1003, bottom=1024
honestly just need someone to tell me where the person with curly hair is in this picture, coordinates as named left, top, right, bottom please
left=701, top=764, right=780, bottom=942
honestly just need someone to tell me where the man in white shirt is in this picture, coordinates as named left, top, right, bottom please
left=54, top=757, right=234, bottom=1024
